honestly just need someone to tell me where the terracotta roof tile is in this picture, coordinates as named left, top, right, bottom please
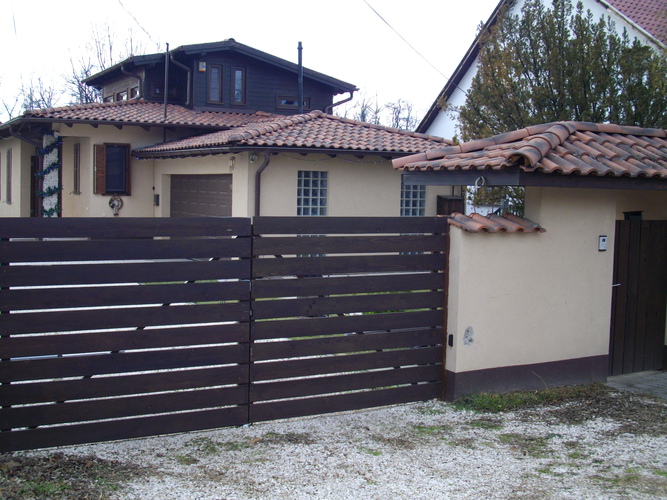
left=394, top=122, right=667, bottom=180
left=135, top=110, right=451, bottom=156
left=447, top=212, right=546, bottom=233
left=606, top=0, right=667, bottom=45
left=12, top=100, right=282, bottom=128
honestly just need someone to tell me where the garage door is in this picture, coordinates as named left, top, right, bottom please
left=170, top=174, right=232, bottom=217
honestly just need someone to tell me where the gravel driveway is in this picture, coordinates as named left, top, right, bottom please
left=2, top=385, right=667, bottom=499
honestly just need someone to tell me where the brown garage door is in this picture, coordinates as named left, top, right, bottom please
left=171, top=174, right=232, bottom=217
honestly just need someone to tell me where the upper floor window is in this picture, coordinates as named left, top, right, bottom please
left=94, top=144, right=131, bottom=195
left=116, top=90, right=128, bottom=101
left=233, top=67, right=246, bottom=105
left=208, top=64, right=223, bottom=103
left=297, top=170, right=327, bottom=216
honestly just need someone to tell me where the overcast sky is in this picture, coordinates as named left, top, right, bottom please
left=0, top=0, right=499, bottom=124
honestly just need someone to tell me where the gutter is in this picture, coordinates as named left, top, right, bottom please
left=169, top=53, right=192, bottom=107
left=325, top=91, right=355, bottom=114
left=254, top=152, right=272, bottom=216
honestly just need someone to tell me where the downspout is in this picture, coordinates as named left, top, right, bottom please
left=325, top=91, right=355, bottom=114
left=121, top=64, right=143, bottom=99
left=298, top=42, right=304, bottom=114
left=254, top=152, right=271, bottom=217
left=163, top=43, right=170, bottom=142
left=169, top=53, right=191, bottom=107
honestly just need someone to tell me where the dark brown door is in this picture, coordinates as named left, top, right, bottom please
left=609, top=220, right=667, bottom=375
left=170, top=174, right=232, bottom=217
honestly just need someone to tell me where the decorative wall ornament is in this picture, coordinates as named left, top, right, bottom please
left=37, top=130, right=62, bottom=217
left=109, top=195, right=124, bottom=216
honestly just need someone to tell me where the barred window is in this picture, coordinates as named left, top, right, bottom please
left=297, top=171, right=327, bottom=216
left=400, top=177, right=425, bottom=216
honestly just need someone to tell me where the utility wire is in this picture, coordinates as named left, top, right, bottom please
left=363, top=0, right=448, bottom=80
left=116, top=0, right=160, bottom=47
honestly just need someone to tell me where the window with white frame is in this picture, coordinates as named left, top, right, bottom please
left=297, top=170, right=327, bottom=216
left=400, top=176, right=425, bottom=216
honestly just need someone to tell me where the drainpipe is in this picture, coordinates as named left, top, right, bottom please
left=169, top=53, right=191, bottom=107
left=163, top=43, right=170, bottom=121
left=121, top=64, right=143, bottom=99
left=325, top=91, right=355, bottom=114
left=298, top=42, right=304, bottom=114
left=254, top=152, right=271, bottom=216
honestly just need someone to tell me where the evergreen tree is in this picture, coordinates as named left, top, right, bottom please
left=455, top=0, right=667, bottom=212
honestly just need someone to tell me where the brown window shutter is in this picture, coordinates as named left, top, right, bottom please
left=124, top=146, right=131, bottom=195
left=94, top=144, right=106, bottom=194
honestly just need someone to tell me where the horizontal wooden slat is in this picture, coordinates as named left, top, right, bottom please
left=252, top=272, right=445, bottom=299
left=2, top=323, right=249, bottom=358
left=1, top=237, right=250, bottom=263
left=0, top=365, right=249, bottom=406
left=252, top=216, right=449, bottom=235
left=0, top=217, right=251, bottom=239
left=252, top=290, right=444, bottom=320
left=0, top=259, right=250, bottom=287
left=1, top=281, right=249, bottom=311
left=250, top=383, right=441, bottom=423
left=251, top=346, right=441, bottom=381
left=253, top=253, right=446, bottom=278
left=251, top=364, right=441, bottom=402
left=253, top=234, right=447, bottom=256
left=0, top=406, right=249, bottom=453
left=1, top=302, right=249, bottom=335
left=1, top=386, right=248, bottom=429
left=252, top=328, right=441, bottom=361
left=252, top=310, right=445, bottom=340
left=1, top=344, right=249, bottom=382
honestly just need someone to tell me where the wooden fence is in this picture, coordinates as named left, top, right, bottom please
left=0, top=217, right=447, bottom=452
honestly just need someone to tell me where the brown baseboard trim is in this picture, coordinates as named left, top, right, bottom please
left=444, top=355, right=608, bottom=401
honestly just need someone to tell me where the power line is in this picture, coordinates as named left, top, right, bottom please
left=362, top=0, right=448, bottom=80
left=116, top=0, right=160, bottom=47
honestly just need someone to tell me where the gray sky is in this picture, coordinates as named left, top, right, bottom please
left=0, top=0, right=499, bottom=123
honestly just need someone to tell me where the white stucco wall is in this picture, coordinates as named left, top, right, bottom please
left=0, top=137, right=31, bottom=217
left=446, top=187, right=618, bottom=374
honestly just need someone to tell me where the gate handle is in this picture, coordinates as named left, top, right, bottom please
left=612, top=283, right=621, bottom=287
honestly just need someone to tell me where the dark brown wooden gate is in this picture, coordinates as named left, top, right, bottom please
left=0, top=216, right=447, bottom=452
left=609, top=220, right=667, bottom=375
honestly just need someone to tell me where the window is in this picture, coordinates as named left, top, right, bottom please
left=297, top=171, right=327, bottom=216
left=94, top=144, right=131, bottom=195
left=208, top=64, right=223, bottom=103
left=73, top=143, right=81, bottom=195
left=400, top=177, right=425, bottom=216
left=115, top=90, right=128, bottom=101
left=5, top=148, right=12, bottom=204
left=233, top=67, right=246, bottom=105
left=130, top=86, right=139, bottom=99
left=277, top=96, right=310, bottom=110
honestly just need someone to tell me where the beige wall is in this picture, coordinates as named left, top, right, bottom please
left=447, top=187, right=618, bottom=374
left=56, top=123, right=163, bottom=217
left=0, top=138, right=32, bottom=217
left=615, top=190, right=667, bottom=220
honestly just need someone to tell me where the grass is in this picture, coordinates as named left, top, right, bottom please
left=454, top=383, right=608, bottom=413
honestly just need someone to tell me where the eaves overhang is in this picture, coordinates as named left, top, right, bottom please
left=133, top=145, right=402, bottom=160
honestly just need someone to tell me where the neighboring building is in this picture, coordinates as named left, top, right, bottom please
left=395, top=121, right=667, bottom=398
left=417, top=0, right=667, bottom=140
left=0, top=39, right=460, bottom=218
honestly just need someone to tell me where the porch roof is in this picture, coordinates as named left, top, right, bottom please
left=395, top=122, right=667, bottom=190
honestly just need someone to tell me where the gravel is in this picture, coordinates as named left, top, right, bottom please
left=2, top=385, right=667, bottom=499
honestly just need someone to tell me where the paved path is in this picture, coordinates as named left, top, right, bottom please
left=606, top=370, right=667, bottom=400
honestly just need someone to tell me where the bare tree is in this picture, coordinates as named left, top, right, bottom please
left=386, top=99, right=418, bottom=131
left=20, top=76, right=59, bottom=111
left=64, top=55, right=102, bottom=105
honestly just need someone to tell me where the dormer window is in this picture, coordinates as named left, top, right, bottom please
left=208, top=64, right=223, bottom=103
left=233, top=67, right=246, bottom=105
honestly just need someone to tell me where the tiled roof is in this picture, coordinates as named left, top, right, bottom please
left=605, top=0, right=667, bottom=45
left=447, top=212, right=546, bottom=233
left=7, top=100, right=282, bottom=129
left=394, top=122, right=667, bottom=179
left=134, top=110, right=451, bottom=157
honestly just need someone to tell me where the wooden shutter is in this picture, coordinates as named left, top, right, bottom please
left=94, top=144, right=106, bottom=194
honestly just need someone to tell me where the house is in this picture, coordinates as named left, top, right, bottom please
left=0, top=39, right=460, bottom=219
left=417, top=0, right=667, bottom=140
left=394, top=121, right=667, bottom=399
